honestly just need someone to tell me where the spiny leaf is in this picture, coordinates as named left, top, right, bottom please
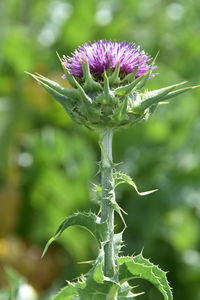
left=106, top=284, right=119, bottom=300
left=87, top=247, right=105, bottom=284
left=78, top=278, right=143, bottom=300
left=114, top=231, right=124, bottom=256
left=114, top=172, right=158, bottom=195
left=42, top=212, right=107, bottom=257
left=118, top=254, right=173, bottom=300
left=92, top=262, right=105, bottom=283
left=51, top=284, right=78, bottom=300
left=118, top=281, right=144, bottom=299
left=52, top=276, right=142, bottom=300
left=78, top=281, right=110, bottom=300
left=78, top=279, right=118, bottom=300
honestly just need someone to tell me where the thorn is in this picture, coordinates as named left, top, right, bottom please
left=122, top=65, right=140, bottom=83
left=74, top=79, right=93, bottom=104
left=103, top=70, right=113, bottom=103
left=115, top=70, right=151, bottom=96
left=108, top=62, right=121, bottom=85
left=152, top=50, right=160, bottom=65
left=56, top=52, right=77, bottom=88
left=82, top=59, right=102, bottom=92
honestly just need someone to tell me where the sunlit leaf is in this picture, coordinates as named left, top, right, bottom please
left=51, top=284, right=78, bottom=300
left=114, top=171, right=158, bottom=195
left=118, top=253, right=173, bottom=300
left=42, top=212, right=107, bottom=256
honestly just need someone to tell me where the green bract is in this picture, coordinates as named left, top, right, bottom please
left=27, top=55, right=199, bottom=130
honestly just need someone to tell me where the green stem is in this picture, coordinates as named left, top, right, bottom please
left=99, top=128, right=115, bottom=277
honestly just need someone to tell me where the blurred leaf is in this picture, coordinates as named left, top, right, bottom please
left=165, top=207, right=199, bottom=252
left=3, top=26, right=35, bottom=73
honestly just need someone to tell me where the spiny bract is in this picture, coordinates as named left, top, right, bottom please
left=28, top=40, right=199, bottom=130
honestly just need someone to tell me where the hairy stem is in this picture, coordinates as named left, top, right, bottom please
left=99, top=128, right=115, bottom=277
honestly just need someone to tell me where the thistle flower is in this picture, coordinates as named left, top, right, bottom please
left=27, top=40, right=199, bottom=130
left=27, top=41, right=200, bottom=300
left=63, top=40, right=153, bottom=79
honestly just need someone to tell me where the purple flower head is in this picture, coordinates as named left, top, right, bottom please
left=29, top=40, right=199, bottom=129
left=63, top=40, right=155, bottom=80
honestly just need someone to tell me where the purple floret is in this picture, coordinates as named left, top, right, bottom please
left=63, top=40, right=155, bottom=80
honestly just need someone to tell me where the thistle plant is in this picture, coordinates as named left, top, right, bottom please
left=28, top=40, right=199, bottom=300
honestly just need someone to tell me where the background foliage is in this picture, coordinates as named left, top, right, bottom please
left=0, top=0, right=200, bottom=299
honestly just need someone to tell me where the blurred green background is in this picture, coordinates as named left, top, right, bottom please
left=0, top=0, right=200, bottom=299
